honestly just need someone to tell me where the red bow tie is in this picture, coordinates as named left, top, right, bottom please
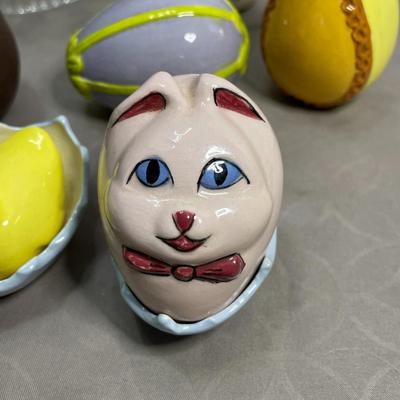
left=123, top=247, right=245, bottom=283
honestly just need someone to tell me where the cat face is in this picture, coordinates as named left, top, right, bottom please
left=98, top=72, right=283, bottom=322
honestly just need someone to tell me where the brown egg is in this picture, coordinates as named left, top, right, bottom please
left=0, top=13, right=19, bottom=117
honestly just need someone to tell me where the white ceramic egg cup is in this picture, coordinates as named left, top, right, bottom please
left=114, top=229, right=277, bottom=335
left=0, top=116, right=89, bottom=297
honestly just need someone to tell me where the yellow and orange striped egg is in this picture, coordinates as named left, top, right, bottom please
left=261, top=0, right=399, bottom=107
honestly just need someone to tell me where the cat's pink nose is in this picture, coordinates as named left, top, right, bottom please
left=173, top=211, right=195, bottom=233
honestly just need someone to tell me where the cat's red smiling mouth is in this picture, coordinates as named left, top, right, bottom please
left=157, top=234, right=209, bottom=252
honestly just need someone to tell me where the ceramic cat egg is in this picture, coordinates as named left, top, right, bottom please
left=67, top=0, right=249, bottom=109
left=98, top=72, right=283, bottom=335
left=261, top=0, right=399, bottom=108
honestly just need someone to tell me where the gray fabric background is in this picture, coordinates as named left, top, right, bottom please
left=1, top=1, right=400, bottom=399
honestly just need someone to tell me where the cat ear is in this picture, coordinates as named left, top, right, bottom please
left=214, top=88, right=264, bottom=121
left=113, top=92, right=166, bottom=126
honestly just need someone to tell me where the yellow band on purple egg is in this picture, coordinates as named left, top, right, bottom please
left=67, top=3, right=249, bottom=98
left=70, top=76, right=140, bottom=97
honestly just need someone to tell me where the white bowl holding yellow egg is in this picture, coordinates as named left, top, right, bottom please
left=0, top=116, right=89, bottom=296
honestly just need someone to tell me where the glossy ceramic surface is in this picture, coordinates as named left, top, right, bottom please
left=0, top=126, right=65, bottom=279
left=261, top=0, right=399, bottom=107
left=0, top=13, right=19, bottom=117
left=98, top=72, right=283, bottom=325
left=67, top=0, right=249, bottom=108
left=117, top=230, right=277, bottom=335
left=0, top=116, right=89, bottom=297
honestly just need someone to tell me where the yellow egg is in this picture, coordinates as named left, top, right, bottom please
left=261, top=0, right=399, bottom=107
left=0, top=127, right=65, bottom=280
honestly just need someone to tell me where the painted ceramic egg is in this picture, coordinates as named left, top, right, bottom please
left=0, top=126, right=65, bottom=281
left=0, top=117, right=89, bottom=297
left=67, top=0, right=249, bottom=109
left=0, top=13, right=19, bottom=117
left=98, top=72, right=283, bottom=334
left=261, top=0, right=399, bottom=108
left=232, top=0, right=256, bottom=12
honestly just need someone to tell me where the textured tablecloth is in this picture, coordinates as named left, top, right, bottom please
left=1, top=1, right=400, bottom=399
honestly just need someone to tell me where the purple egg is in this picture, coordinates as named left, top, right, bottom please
left=67, top=0, right=249, bottom=108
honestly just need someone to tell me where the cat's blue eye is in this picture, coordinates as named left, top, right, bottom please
left=199, top=159, right=248, bottom=190
left=130, top=158, right=172, bottom=187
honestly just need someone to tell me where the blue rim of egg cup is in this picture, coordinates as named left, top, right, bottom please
left=114, top=229, right=277, bottom=335
left=0, top=116, right=89, bottom=297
